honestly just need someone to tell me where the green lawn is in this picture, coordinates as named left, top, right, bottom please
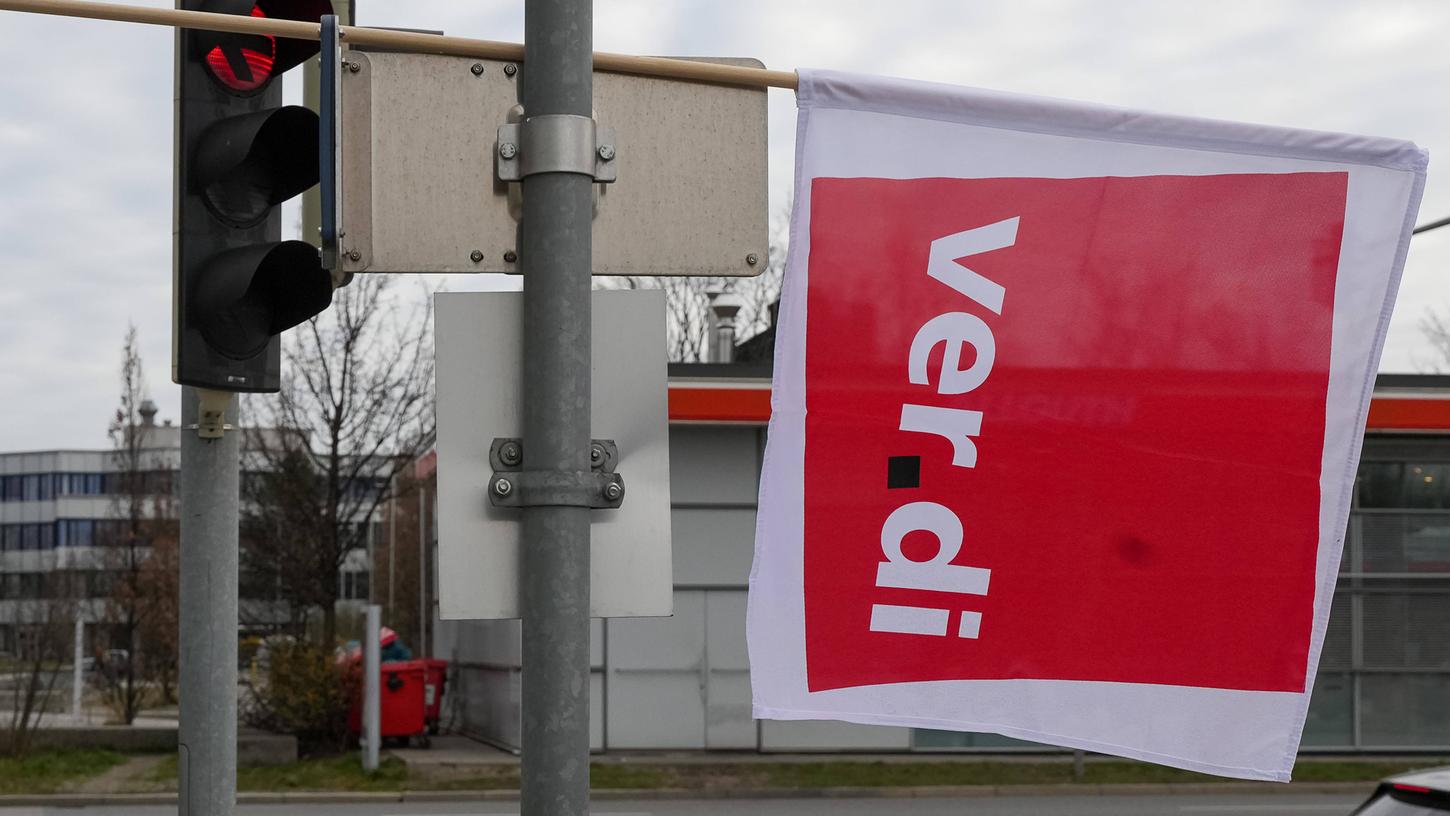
left=0, top=749, right=126, bottom=794
left=240, top=755, right=409, bottom=791
left=140, top=754, right=410, bottom=792
left=419, top=757, right=1444, bottom=792
left=751, top=759, right=1427, bottom=788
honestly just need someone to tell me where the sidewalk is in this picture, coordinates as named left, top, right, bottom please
left=388, top=735, right=516, bottom=779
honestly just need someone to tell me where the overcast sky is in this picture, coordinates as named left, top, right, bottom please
left=0, top=0, right=1447, bottom=451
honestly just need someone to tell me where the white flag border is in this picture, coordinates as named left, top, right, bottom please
left=747, top=69, right=1428, bottom=781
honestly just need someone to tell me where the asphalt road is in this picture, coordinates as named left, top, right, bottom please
left=0, top=792, right=1368, bottom=815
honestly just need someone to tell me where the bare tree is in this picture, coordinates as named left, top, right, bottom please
left=373, top=469, right=431, bottom=658
left=242, top=275, right=435, bottom=648
left=1, top=597, right=74, bottom=755
left=136, top=532, right=180, bottom=705
left=596, top=201, right=789, bottom=362
left=95, top=326, right=175, bottom=724
left=1422, top=310, right=1450, bottom=373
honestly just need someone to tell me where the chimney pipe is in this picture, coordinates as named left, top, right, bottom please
left=708, top=291, right=746, bottom=364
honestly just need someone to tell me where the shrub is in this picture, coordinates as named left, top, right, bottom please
left=242, top=640, right=357, bottom=756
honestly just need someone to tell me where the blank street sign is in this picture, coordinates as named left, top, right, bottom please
left=335, top=53, right=768, bottom=277
left=434, top=290, right=673, bottom=619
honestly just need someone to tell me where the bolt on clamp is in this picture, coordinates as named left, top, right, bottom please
left=486, top=438, right=625, bottom=509
left=495, top=114, right=618, bottom=183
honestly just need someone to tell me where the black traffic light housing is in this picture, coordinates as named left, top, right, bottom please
left=174, top=0, right=337, bottom=392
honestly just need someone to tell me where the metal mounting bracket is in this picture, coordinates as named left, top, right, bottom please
left=496, top=114, right=618, bottom=182
left=487, top=438, right=625, bottom=509
left=191, top=388, right=235, bottom=440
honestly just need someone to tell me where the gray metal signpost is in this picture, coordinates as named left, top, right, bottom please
left=178, top=388, right=239, bottom=816
left=363, top=605, right=381, bottom=772
left=519, top=0, right=594, bottom=811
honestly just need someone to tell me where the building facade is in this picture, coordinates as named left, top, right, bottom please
left=0, top=402, right=381, bottom=657
left=434, top=370, right=1450, bottom=754
left=0, top=401, right=179, bottom=657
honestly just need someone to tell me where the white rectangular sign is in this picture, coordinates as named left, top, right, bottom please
left=436, top=290, right=672, bottom=619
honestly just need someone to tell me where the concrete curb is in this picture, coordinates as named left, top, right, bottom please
left=0, top=780, right=1378, bottom=806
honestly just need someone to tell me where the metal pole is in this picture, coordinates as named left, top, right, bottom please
left=520, top=0, right=593, bottom=811
left=1415, top=214, right=1450, bottom=235
left=366, top=511, right=375, bottom=605
left=418, top=485, right=427, bottom=658
left=363, top=604, right=381, bottom=771
left=178, top=387, right=239, bottom=816
left=71, top=617, right=82, bottom=719
left=387, top=478, right=395, bottom=620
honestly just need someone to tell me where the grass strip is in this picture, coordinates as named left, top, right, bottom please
left=240, top=755, right=409, bottom=792
left=104, top=752, right=1450, bottom=795
left=0, top=748, right=126, bottom=794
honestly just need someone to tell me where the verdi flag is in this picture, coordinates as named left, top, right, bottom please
left=747, top=69, right=1427, bottom=781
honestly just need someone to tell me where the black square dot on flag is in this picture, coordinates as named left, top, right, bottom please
left=886, top=456, right=920, bottom=489
left=747, top=70, right=1427, bottom=782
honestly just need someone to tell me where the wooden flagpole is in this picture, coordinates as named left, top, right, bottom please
left=0, top=0, right=801, bottom=89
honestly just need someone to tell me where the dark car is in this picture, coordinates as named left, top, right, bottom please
left=1352, top=767, right=1450, bottom=814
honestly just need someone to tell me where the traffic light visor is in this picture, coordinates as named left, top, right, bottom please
left=190, top=241, right=333, bottom=360
left=193, top=106, right=319, bottom=227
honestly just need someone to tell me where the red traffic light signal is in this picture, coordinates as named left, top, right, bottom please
left=204, top=6, right=274, bottom=92
left=197, top=1, right=336, bottom=94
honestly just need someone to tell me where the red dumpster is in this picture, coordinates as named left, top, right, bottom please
left=421, top=658, right=449, bottom=734
left=349, top=659, right=428, bottom=747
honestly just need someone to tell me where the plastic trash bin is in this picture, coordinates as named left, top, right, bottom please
left=422, top=658, right=449, bottom=734
left=350, top=659, right=428, bottom=747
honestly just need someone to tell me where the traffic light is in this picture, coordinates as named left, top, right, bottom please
left=174, top=0, right=337, bottom=392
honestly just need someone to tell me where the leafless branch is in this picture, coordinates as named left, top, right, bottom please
left=242, top=277, right=436, bottom=647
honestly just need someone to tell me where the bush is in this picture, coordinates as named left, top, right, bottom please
left=242, top=641, right=357, bottom=756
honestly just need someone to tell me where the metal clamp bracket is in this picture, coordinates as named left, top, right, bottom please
left=496, top=114, right=618, bottom=182
left=190, top=388, right=235, bottom=440
left=487, top=438, right=624, bottom=509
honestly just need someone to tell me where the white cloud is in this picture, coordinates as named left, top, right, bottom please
left=0, top=0, right=1446, bottom=450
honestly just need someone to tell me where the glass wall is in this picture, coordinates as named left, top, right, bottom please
left=1317, top=438, right=1450, bottom=750
left=0, top=471, right=174, bottom=502
left=1, top=472, right=104, bottom=501
left=914, top=436, right=1450, bottom=752
left=0, top=519, right=136, bottom=550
